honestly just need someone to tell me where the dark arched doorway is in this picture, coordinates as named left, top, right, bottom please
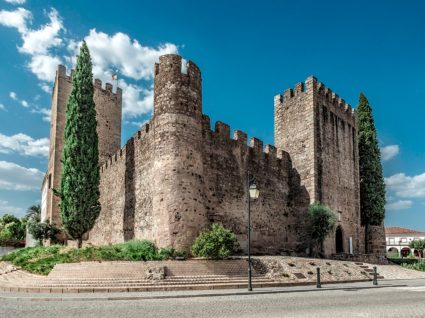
left=335, top=226, right=344, bottom=253
left=401, top=247, right=411, bottom=258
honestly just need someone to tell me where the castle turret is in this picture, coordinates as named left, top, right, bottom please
left=151, top=54, right=207, bottom=251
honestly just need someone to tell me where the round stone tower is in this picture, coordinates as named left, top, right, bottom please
left=151, top=54, right=207, bottom=251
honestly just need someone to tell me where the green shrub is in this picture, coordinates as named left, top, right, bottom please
left=157, top=247, right=186, bottom=260
left=28, top=221, right=60, bottom=243
left=0, top=240, right=187, bottom=275
left=308, top=203, right=337, bottom=256
left=191, top=223, right=238, bottom=259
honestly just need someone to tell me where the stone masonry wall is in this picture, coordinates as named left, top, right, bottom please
left=274, top=77, right=316, bottom=202
left=87, top=55, right=309, bottom=254
left=84, top=55, right=379, bottom=258
left=201, top=118, right=310, bottom=254
left=275, top=77, right=362, bottom=256
left=88, top=123, right=154, bottom=245
left=314, top=81, right=362, bottom=255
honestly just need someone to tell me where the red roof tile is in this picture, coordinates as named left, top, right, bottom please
left=385, top=227, right=424, bottom=235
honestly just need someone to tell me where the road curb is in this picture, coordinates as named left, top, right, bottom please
left=0, top=283, right=407, bottom=302
left=0, top=279, right=372, bottom=294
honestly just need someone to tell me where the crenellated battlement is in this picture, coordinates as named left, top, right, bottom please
left=316, top=81, right=355, bottom=119
left=100, top=120, right=152, bottom=174
left=93, top=78, right=122, bottom=98
left=275, top=76, right=356, bottom=122
left=207, top=119, right=291, bottom=166
left=154, top=54, right=201, bottom=87
left=154, top=54, right=202, bottom=117
left=56, top=65, right=122, bottom=98
left=279, top=76, right=317, bottom=101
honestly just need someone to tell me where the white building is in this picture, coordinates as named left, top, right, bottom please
left=386, top=227, right=425, bottom=258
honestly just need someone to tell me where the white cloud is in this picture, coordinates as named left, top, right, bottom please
left=8, top=91, right=31, bottom=108
left=1, top=8, right=180, bottom=118
left=0, top=7, right=31, bottom=33
left=0, top=161, right=44, bottom=191
left=0, top=200, right=24, bottom=217
left=28, top=54, right=62, bottom=82
left=0, top=103, right=5, bottom=111
left=385, top=200, right=413, bottom=211
left=9, top=91, right=17, bottom=100
left=0, top=133, right=49, bottom=157
left=385, top=172, right=425, bottom=198
left=125, top=119, right=149, bottom=127
left=30, top=107, right=51, bottom=122
left=0, top=7, right=63, bottom=84
left=83, top=29, right=178, bottom=81
left=18, top=8, right=63, bottom=55
left=39, top=82, right=51, bottom=93
left=120, top=81, right=154, bottom=118
left=381, top=145, right=399, bottom=161
left=72, top=29, right=178, bottom=118
left=4, top=0, right=26, bottom=5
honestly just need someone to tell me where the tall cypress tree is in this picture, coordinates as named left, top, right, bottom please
left=357, top=93, right=386, bottom=253
left=56, top=41, right=100, bottom=248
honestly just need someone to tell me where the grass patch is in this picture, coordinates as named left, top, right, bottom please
left=0, top=240, right=186, bottom=275
left=402, top=262, right=425, bottom=272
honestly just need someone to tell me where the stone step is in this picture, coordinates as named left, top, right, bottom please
left=38, top=275, right=262, bottom=283
left=14, top=278, right=273, bottom=287
left=30, top=279, right=274, bottom=288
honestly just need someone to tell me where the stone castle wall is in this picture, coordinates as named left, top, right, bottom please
left=45, top=53, right=385, bottom=258
left=88, top=55, right=310, bottom=254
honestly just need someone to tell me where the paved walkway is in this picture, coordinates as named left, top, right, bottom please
left=377, top=264, right=425, bottom=279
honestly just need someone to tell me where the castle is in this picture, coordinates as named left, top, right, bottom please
left=41, top=54, right=386, bottom=258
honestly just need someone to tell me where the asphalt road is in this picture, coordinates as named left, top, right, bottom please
left=2, top=281, right=425, bottom=318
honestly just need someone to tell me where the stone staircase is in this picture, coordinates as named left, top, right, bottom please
left=354, top=262, right=385, bottom=279
left=0, top=257, right=380, bottom=293
left=0, top=260, right=276, bottom=293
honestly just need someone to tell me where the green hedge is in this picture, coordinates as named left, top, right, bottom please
left=388, top=257, right=419, bottom=265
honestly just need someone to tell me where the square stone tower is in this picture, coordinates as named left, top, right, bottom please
left=41, top=65, right=122, bottom=226
left=274, top=76, right=362, bottom=256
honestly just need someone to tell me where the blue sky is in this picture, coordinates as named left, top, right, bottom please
left=0, top=0, right=424, bottom=230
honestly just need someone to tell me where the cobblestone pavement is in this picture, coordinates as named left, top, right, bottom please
left=1, top=279, right=425, bottom=318
left=377, top=265, right=425, bottom=279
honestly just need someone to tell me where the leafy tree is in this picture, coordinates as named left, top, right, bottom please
left=357, top=93, right=386, bottom=253
left=0, top=214, right=26, bottom=242
left=308, top=203, right=337, bottom=257
left=26, top=205, right=41, bottom=223
left=54, top=41, right=100, bottom=248
left=409, top=239, right=425, bottom=258
left=27, top=221, right=60, bottom=245
left=191, top=223, right=238, bottom=259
